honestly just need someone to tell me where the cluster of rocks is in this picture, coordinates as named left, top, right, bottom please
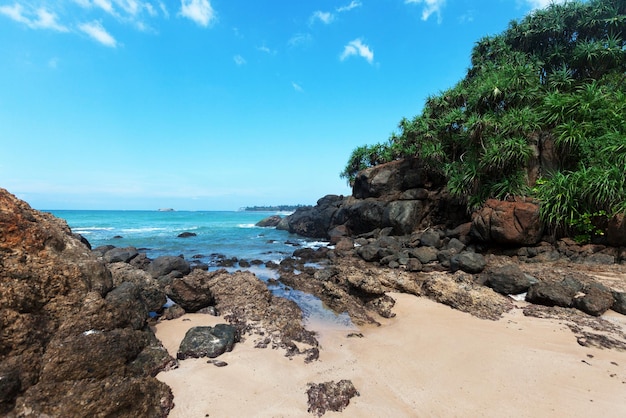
left=0, top=188, right=321, bottom=417
left=93, top=246, right=320, bottom=361
left=249, top=158, right=626, bottom=324
left=275, top=158, right=626, bottom=250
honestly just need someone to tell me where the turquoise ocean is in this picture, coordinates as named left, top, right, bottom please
left=50, top=210, right=352, bottom=327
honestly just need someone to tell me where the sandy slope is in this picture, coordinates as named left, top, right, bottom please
left=155, top=293, right=626, bottom=418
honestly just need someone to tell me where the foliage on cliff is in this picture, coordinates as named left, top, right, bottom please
left=341, top=0, right=626, bottom=237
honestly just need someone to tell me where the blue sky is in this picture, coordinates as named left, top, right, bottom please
left=1, top=0, right=565, bottom=210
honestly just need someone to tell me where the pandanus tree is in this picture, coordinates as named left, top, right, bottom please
left=341, top=0, right=626, bottom=239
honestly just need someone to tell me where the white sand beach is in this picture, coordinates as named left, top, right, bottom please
left=155, top=293, right=626, bottom=418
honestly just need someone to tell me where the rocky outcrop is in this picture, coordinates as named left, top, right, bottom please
left=202, top=269, right=320, bottom=361
left=352, top=157, right=445, bottom=199
left=282, top=158, right=468, bottom=239
left=0, top=188, right=174, bottom=417
left=471, top=198, right=544, bottom=245
left=481, top=264, right=538, bottom=295
left=256, top=215, right=282, bottom=227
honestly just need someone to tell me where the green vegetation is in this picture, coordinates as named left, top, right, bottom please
left=341, top=0, right=626, bottom=238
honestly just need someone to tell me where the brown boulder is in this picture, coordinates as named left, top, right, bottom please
left=471, top=198, right=544, bottom=245
left=0, top=188, right=173, bottom=416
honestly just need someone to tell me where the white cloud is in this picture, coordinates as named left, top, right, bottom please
left=34, top=8, right=70, bottom=31
left=310, top=10, right=333, bottom=25
left=405, top=0, right=446, bottom=22
left=79, top=21, right=117, bottom=47
left=288, top=33, right=312, bottom=48
left=0, top=4, right=69, bottom=32
left=93, top=0, right=115, bottom=15
left=48, top=57, right=59, bottom=69
left=340, top=38, right=373, bottom=64
left=292, top=82, right=303, bottom=92
left=180, top=0, right=215, bottom=27
left=159, top=1, right=169, bottom=18
left=337, top=1, right=362, bottom=13
left=257, top=45, right=276, bottom=55
left=233, top=54, right=246, bottom=66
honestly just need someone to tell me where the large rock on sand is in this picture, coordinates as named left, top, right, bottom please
left=471, top=198, right=544, bottom=245
left=0, top=188, right=174, bottom=417
left=177, top=325, right=238, bottom=359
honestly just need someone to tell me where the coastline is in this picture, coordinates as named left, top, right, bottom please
left=155, top=292, right=626, bottom=418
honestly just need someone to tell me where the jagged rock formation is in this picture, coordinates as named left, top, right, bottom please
left=279, top=158, right=545, bottom=245
left=0, top=188, right=174, bottom=417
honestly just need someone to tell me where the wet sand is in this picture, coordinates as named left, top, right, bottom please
left=155, top=293, right=626, bottom=417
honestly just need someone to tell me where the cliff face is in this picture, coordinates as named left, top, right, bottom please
left=0, top=188, right=174, bottom=417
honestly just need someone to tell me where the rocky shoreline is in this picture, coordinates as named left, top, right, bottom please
left=2, top=170, right=626, bottom=416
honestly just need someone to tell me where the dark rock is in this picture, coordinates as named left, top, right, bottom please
left=483, top=264, right=538, bottom=295
left=471, top=198, right=543, bottom=245
left=104, top=282, right=150, bottom=330
left=306, top=380, right=359, bottom=417
left=92, top=244, right=116, bottom=257
left=283, top=195, right=344, bottom=238
left=129, top=252, right=152, bottom=270
left=103, top=246, right=139, bottom=263
left=382, top=200, right=425, bottom=235
left=582, top=253, right=615, bottom=265
left=573, top=284, right=615, bottom=316
left=147, top=255, right=191, bottom=278
left=526, top=281, right=577, bottom=308
left=177, top=324, right=238, bottom=360
left=400, top=188, right=429, bottom=200
left=410, top=246, right=439, bottom=264
left=167, top=269, right=216, bottom=312
left=328, top=224, right=350, bottom=244
left=340, top=199, right=387, bottom=236
left=419, top=229, right=442, bottom=248
left=356, top=244, right=380, bottom=262
left=256, top=215, right=282, bottom=227
left=449, top=252, right=486, bottom=274
left=437, top=248, right=459, bottom=267
left=446, top=237, right=466, bottom=252
left=352, top=158, right=444, bottom=199
left=612, top=292, right=626, bottom=315
left=177, top=231, right=197, bottom=238
left=107, top=262, right=166, bottom=312
left=406, top=258, right=423, bottom=272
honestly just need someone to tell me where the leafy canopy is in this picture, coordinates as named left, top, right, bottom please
left=341, top=0, right=626, bottom=238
